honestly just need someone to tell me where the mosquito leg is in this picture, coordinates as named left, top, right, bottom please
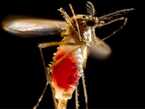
left=75, top=87, right=79, bottom=109
left=37, top=41, right=69, bottom=109
left=98, top=17, right=126, bottom=27
left=81, top=71, right=88, bottom=109
left=33, top=45, right=57, bottom=109
left=33, top=81, right=49, bottom=109
left=97, top=17, right=128, bottom=41
left=34, top=41, right=83, bottom=109
left=99, top=8, right=135, bottom=21
left=39, top=46, right=50, bottom=82
left=39, top=46, right=58, bottom=109
left=69, top=4, right=82, bottom=41
left=33, top=47, right=49, bottom=109
left=38, top=41, right=82, bottom=49
left=102, top=17, right=128, bottom=41
left=33, top=42, right=64, bottom=109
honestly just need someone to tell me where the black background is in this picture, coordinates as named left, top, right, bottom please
left=0, top=0, right=143, bottom=109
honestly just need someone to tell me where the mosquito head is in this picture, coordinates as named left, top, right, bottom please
left=70, top=14, right=101, bottom=45
left=73, top=15, right=98, bottom=26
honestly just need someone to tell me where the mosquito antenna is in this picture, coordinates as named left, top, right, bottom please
left=102, top=17, right=128, bottom=41
left=86, top=1, right=96, bottom=16
left=69, top=4, right=82, bottom=41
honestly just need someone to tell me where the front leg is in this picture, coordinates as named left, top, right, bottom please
left=33, top=41, right=63, bottom=109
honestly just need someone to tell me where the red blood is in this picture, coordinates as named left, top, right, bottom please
left=51, top=47, right=80, bottom=91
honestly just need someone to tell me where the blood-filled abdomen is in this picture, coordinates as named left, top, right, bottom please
left=50, top=46, right=82, bottom=100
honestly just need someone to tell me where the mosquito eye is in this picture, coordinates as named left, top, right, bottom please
left=86, top=20, right=95, bottom=26
left=82, top=15, right=87, bottom=19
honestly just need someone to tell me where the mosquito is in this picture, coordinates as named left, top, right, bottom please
left=2, top=1, right=134, bottom=109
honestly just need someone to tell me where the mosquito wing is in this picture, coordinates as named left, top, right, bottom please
left=89, top=36, right=112, bottom=59
left=2, top=16, right=66, bottom=37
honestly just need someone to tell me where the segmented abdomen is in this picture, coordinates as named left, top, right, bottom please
left=50, top=46, right=83, bottom=100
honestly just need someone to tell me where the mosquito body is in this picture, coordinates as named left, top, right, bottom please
left=2, top=1, right=135, bottom=109
left=47, top=14, right=111, bottom=109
